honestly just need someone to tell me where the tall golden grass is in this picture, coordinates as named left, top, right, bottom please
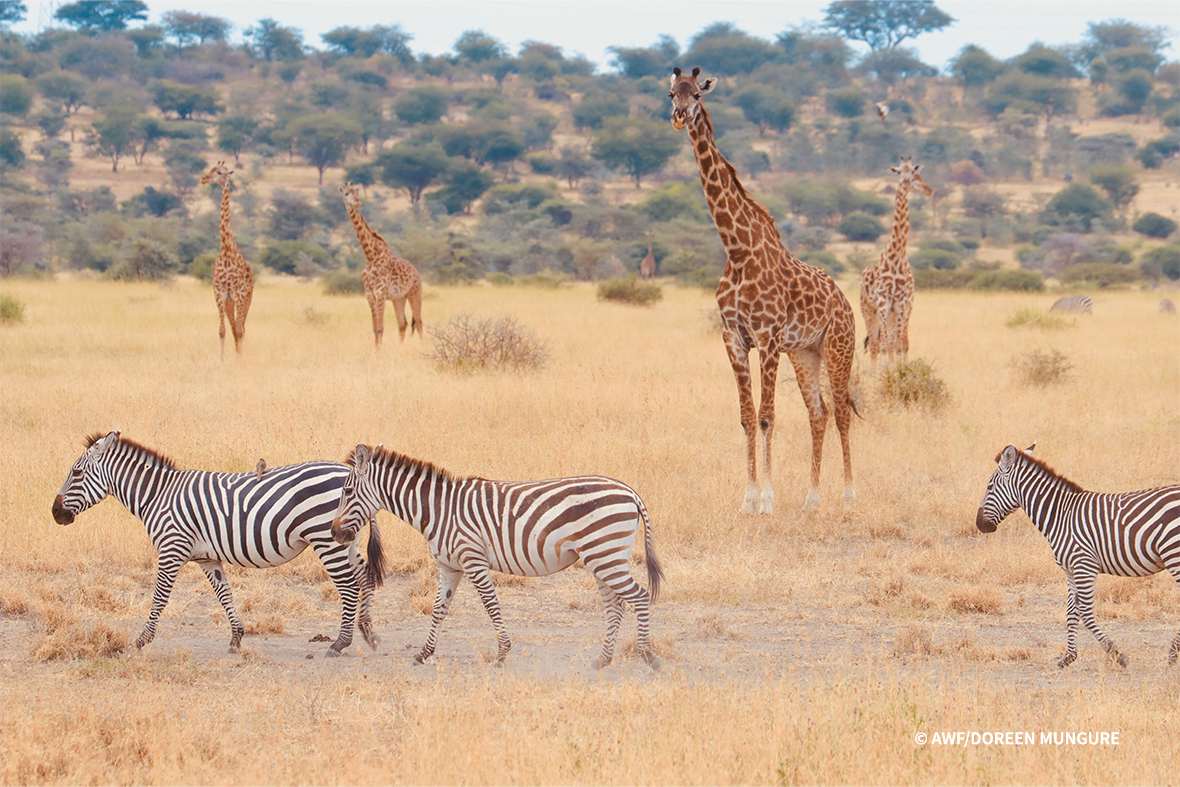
left=1, top=274, right=1177, bottom=784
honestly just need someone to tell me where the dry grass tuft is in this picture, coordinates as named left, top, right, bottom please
left=596, top=275, right=664, bottom=306
left=409, top=564, right=439, bottom=615
left=1005, top=307, right=1074, bottom=330
left=427, top=313, right=549, bottom=373
left=298, top=306, right=332, bottom=326
left=892, top=624, right=933, bottom=657
left=1011, top=348, right=1073, bottom=385
left=879, top=358, right=950, bottom=410
left=33, top=603, right=130, bottom=662
left=946, top=587, right=1003, bottom=615
left=244, top=613, right=285, bottom=635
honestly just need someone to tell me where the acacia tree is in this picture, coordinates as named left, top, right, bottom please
left=88, top=107, right=139, bottom=172
left=287, top=115, right=362, bottom=184
left=377, top=142, right=449, bottom=202
left=161, top=11, right=231, bottom=49
left=823, top=0, right=953, bottom=52
left=591, top=117, right=680, bottom=187
left=54, top=0, right=147, bottom=32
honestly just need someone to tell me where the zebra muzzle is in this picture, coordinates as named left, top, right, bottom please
left=52, top=495, right=75, bottom=525
left=975, top=508, right=997, bottom=533
left=330, top=517, right=356, bottom=544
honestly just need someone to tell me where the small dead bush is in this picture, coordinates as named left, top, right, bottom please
left=1005, top=308, right=1074, bottom=330
left=299, top=306, right=332, bottom=326
left=428, top=313, right=549, bottom=373
left=597, top=275, right=663, bottom=306
left=946, top=587, right=1003, bottom=615
left=880, top=359, right=950, bottom=410
left=33, top=604, right=129, bottom=662
left=892, top=624, right=933, bottom=657
left=244, top=613, right=286, bottom=635
left=1011, top=348, right=1072, bottom=386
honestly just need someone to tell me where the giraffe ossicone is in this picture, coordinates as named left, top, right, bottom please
left=669, top=67, right=858, bottom=514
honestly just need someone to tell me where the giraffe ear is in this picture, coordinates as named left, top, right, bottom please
left=698, top=77, right=716, bottom=94
left=890, top=166, right=900, bottom=174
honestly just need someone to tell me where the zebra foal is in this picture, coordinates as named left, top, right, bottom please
left=977, top=443, right=1180, bottom=667
left=52, top=431, right=386, bottom=657
left=330, top=444, right=664, bottom=670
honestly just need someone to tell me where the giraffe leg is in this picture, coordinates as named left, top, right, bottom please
left=720, top=321, right=758, bottom=514
left=368, top=293, right=385, bottom=348
left=788, top=349, right=828, bottom=511
left=408, top=283, right=424, bottom=338
left=824, top=321, right=857, bottom=506
left=860, top=289, right=880, bottom=369
left=391, top=296, right=409, bottom=342
left=896, top=292, right=912, bottom=366
left=755, top=347, right=783, bottom=515
left=233, top=285, right=252, bottom=355
left=216, top=294, right=230, bottom=358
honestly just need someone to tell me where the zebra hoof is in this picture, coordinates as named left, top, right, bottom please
left=594, top=656, right=611, bottom=671
left=1114, top=653, right=1128, bottom=668
left=646, top=655, right=662, bottom=672
left=325, top=648, right=342, bottom=658
left=413, top=654, right=426, bottom=665
left=1057, top=652, right=1077, bottom=668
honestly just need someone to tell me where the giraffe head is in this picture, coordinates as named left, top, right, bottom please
left=645, top=230, right=654, bottom=239
left=890, top=157, right=933, bottom=197
left=668, top=67, right=716, bottom=130
left=199, top=161, right=233, bottom=188
left=339, top=182, right=363, bottom=209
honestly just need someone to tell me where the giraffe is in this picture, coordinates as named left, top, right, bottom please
left=859, top=157, right=933, bottom=369
left=339, top=183, right=423, bottom=347
left=640, top=231, right=656, bottom=280
left=199, top=162, right=253, bottom=357
left=669, top=67, right=858, bottom=514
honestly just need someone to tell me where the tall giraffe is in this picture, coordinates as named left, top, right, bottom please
left=199, top=162, right=253, bottom=357
left=860, top=157, right=932, bottom=368
left=339, top=183, right=423, bottom=347
left=669, top=67, right=858, bottom=514
left=640, top=231, right=656, bottom=280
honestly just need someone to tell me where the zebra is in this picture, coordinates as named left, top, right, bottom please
left=52, top=431, right=387, bottom=657
left=329, top=443, right=664, bottom=670
left=976, top=443, right=1180, bottom=667
left=1050, top=295, right=1093, bottom=314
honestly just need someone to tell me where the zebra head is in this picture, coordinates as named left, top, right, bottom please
left=331, top=443, right=382, bottom=545
left=53, top=430, right=121, bottom=525
left=976, top=443, right=1036, bottom=533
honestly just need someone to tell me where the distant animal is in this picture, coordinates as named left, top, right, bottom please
left=1050, top=295, right=1093, bottom=314
left=860, top=157, right=933, bottom=369
left=52, top=431, right=385, bottom=657
left=669, top=66, right=857, bottom=514
left=330, top=443, right=663, bottom=670
left=976, top=443, right=1180, bottom=668
left=339, top=182, right=423, bottom=347
left=199, top=162, right=253, bottom=357
left=1159, top=299, right=1176, bottom=314
left=256, top=458, right=266, bottom=479
left=874, top=100, right=890, bottom=122
left=640, top=230, right=656, bottom=280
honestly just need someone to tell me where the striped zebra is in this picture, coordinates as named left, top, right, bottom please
left=976, top=443, right=1180, bottom=667
left=52, top=431, right=386, bottom=657
left=329, top=444, right=664, bottom=670
left=1050, top=295, right=1093, bottom=313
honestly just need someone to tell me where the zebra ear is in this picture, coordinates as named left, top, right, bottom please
left=95, top=431, right=120, bottom=455
left=353, top=444, right=370, bottom=472
left=999, top=445, right=1018, bottom=470
left=1025, top=441, right=1037, bottom=453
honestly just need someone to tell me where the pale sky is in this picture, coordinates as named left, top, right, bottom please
left=13, top=0, right=1180, bottom=72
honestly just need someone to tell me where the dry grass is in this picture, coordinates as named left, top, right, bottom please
left=1, top=276, right=1178, bottom=784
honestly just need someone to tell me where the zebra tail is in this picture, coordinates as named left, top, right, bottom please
left=366, top=519, right=387, bottom=590
left=637, top=496, right=664, bottom=604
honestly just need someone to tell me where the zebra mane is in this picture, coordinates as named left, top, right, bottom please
left=348, top=444, right=456, bottom=483
left=1007, top=450, right=1085, bottom=494
left=86, top=432, right=180, bottom=471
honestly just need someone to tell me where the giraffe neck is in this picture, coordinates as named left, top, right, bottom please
left=881, top=186, right=911, bottom=273
left=647, top=237, right=653, bottom=256
left=346, top=203, right=383, bottom=263
left=218, top=183, right=238, bottom=255
left=686, top=108, right=781, bottom=269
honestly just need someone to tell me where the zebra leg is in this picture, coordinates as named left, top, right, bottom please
left=416, top=564, right=463, bottom=664
left=136, top=549, right=188, bottom=651
left=354, top=553, right=379, bottom=651
left=462, top=559, right=512, bottom=664
left=591, top=576, right=625, bottom=669
left=1164, top=561, right=1179, bottom=665
left=1058, top=573, right=1080, bottom=667
left=198, top=560, right=244, bottom=654
left=614, top=576, right=659, bottom=671
left=1075, top=567, right=1128, bottom=667
left=310, top=541, right=360, bottom=658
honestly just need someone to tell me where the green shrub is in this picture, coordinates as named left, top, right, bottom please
left=880, top=359, right=950, bottom=410
left=0, top=293, right=25, bottom=324
left=1058, top=263, right=1140, bottom=287
left=1132, top=212, right=1177, bottom=239
left=260, top=241, right=329, bottom=275
left=969, top=270, right=1044, bottom=291
left=527, top=154, right=555, bottom=174
left=912, top=269, right=981, bottom=289
left=322, top=270, right=365, bottom=296
left=487, top=272, right=515, bottom=286
left=1011, top=348, right=1072, bottom=386
left=188, top=252, right=216, bottom=282
left=1005, top=308, right=1074, bottom=330
left=838, top=211, right=885, bottom=242
left=428, top=313, right=549, bottom=373
left=518, top=271, right=569, bottom=289
left=910, top=248, right=960, bottom=270
left=597, top=275, right=663, bottom=306
left=1139, top=244, right=1180, bottom=280
left=798, top=250, right=844, bottom=275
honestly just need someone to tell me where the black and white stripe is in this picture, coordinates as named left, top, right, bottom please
left=977, top=443, right=1180, bottom=667
left=52, top=431, right=385, bottom=656
left=330, top=444, right=664, bottom=670
left=1050, top=295, right=1093, bottom=313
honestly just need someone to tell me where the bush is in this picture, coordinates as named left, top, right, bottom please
left=1011, top=348, right=1072, bottom=386
left=260, top=241, right=329, bottom=274
left=427, top=314, right=549, bottom=373
left=910, top=248, right=960, bottom=270
left=487, top=272, right=515, bottom=286
left=912, top=269, right=981, bottom=289
left=1132, top=212, right=1177, bottom=239
left=1, top=293, right=25, bottom=324
left=838, top=212, right=885, bottom=242
left=1139, top=245, right=1180, bottom=280
left=880, top=359, right=950, bottom=410
left=188, top=251, right=216, bottom=282
left=798, top=250, right=844, bottom=275
left=825, top=87, right=867, bottom=118
left=518, top=271, right=569, bottom=289
left=1059, top=262, right=1140, bottom=287
left=597, top=275, right=663, bottom=306
left=969, top=270, right=1044, bottom=291
left=1005, top=308, right=1074, bottom=330
left=322, top=269, right=365, bottom=295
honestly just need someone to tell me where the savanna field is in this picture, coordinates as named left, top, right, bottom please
left=1, top=273, right=1178, bottom=784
